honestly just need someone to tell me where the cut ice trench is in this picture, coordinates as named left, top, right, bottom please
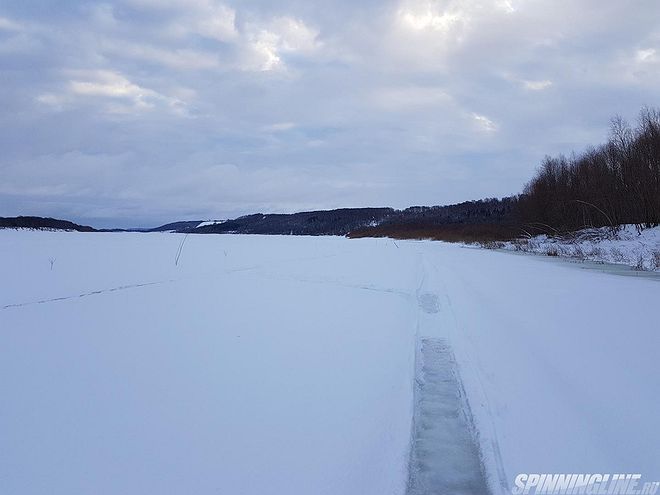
left=407, top=338, right=490, bottom=495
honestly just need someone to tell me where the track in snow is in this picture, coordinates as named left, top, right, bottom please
left=407, top=338, right=490, bottom=495
left=0, top=280, right=172, bottom=310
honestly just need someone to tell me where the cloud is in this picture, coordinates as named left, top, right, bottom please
left=37, top=70, right=187, bottom=115
left=263, top=122, right=297, bottom=132
left=242, top=16, right=320, bottom=71
left=119, top=1, right=318, bottom=72
left=370, top=86, right=452, bottom=111
left=522, top=80, right=553, bottom=91
left=0, top=16, right=22, bottom=31
left=2, top=0, right=660, bottom=226
left=499, top=0, right=517, bottom=14
left=190, top=3, right=238, bottom=42
left=472, top=113, right=498, bottom=133
left=69, top=71, right=149, bottom=99
left=100, top=40, right=220, bottom=70
left=397, top=2, right=464, bottom=33
left=635, top=48, right=656, bottom=63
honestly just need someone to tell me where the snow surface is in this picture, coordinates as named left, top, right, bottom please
left=196, top=220, right=226, bottom=228
left=1, top=231, right=659, bottom=494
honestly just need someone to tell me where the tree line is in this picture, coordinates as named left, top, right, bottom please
left=518, top=107, right=660, bottom=233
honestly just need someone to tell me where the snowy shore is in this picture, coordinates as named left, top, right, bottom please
left=494, top=225, right=660, bottom=272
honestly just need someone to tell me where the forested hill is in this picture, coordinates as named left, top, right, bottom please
left=182, top=208, right=394, bottom=235
left=0, top=216, right=96, bottom=232
left=175, top=199, right=518, bottom=236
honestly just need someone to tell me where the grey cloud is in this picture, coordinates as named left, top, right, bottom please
left=1, top=0, right=660, bottom=227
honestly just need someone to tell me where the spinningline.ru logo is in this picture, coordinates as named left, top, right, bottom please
left=512, top=474, right=660, bottom=495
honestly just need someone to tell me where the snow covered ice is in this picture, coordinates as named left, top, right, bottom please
left=1, top=230, right=659, bottom=495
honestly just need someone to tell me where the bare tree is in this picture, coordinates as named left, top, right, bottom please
left=518, top=107, right=660, bottom=233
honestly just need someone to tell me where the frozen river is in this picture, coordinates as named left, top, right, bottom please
left=1, top=231, right=659, bottom=494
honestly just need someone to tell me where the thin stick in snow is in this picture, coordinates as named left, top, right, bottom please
left=175, top=234, right=189, bottom=266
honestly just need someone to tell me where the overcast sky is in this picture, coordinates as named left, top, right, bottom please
left=1, top=0, right=659, bottom=227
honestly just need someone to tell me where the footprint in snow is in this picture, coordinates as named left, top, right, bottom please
left=418, top=292, right=440, bottom=313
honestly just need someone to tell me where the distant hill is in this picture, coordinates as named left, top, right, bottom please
left=175, top=199, right=518, bottom=236
left=1, top=198, right=519, bottom=239
left=0, top=216, right=96, bottom=232
left=347, top=198, right=520, bottom=242
left=148, top=220, right=203, bottom=232
left=185, top=208, right=394, bottom=236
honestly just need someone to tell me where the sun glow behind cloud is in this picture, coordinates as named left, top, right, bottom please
left=399, top=7, right=463, bottom=32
